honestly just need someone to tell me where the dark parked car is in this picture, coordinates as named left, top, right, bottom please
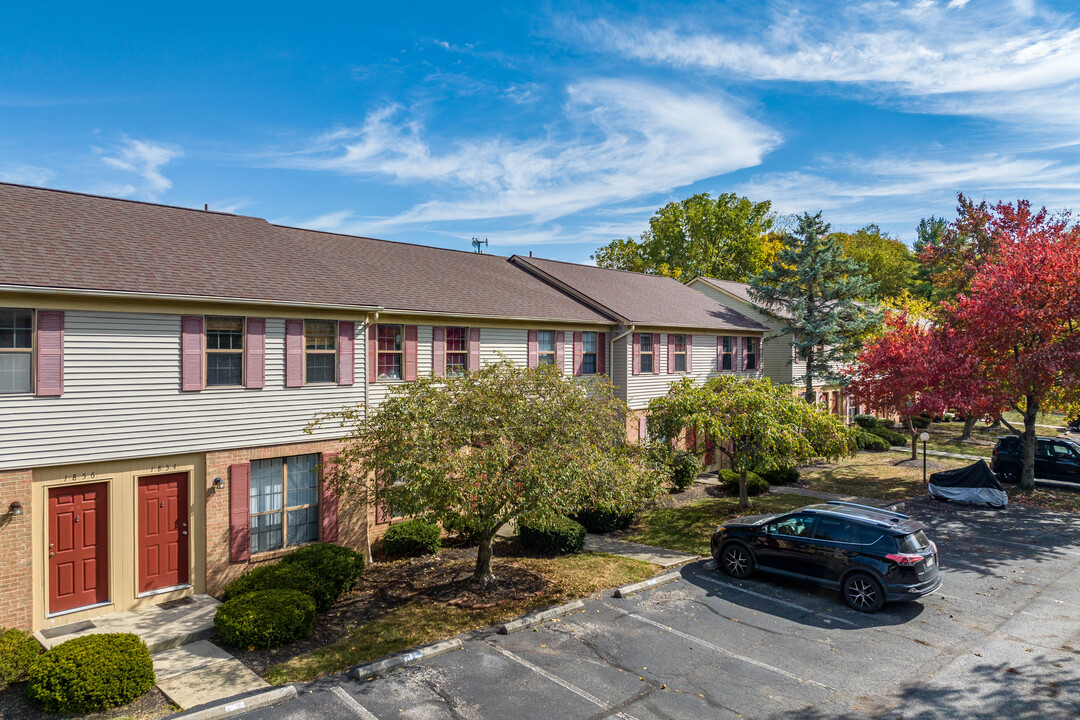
left=710, top=501, right=941, bottom=612
left=991, top=435, right=1080, bottom=483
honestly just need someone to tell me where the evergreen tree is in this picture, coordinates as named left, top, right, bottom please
left=912, top=215, right=948, bottom=303
left=749, top=212, right=881, bottom=404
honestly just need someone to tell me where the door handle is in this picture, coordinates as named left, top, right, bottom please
left=50, top=552, right=55, bottom=558
left=182, top=531, right=188, bottom=536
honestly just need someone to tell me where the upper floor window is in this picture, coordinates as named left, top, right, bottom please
left=249, top=454, right=320, bottom=554
left=206, top=316, right=244, bottom=387
left=581, top=331, right=598, bottom=374
left=305, top=320, right=337, bottom=384
left=745, top=337, right=758, bottom=371
left=639, top=333, right=654, bottom=373
left=377, top=324, right=404, bottom=380
left=0, top=308, right=33, bottom=394
left=538, top=330, right=556, bottom=366
left=672, top=334, right=688, bottom=372
left=720, top=336, right=733, bottom=371
left=446, top=327, right=468, bottom=376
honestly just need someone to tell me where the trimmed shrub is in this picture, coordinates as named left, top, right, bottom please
left=853, top=414, right=878, bottom=429
left=280, top=543, right=364, bottom=604
left=382, top=519, right=442, bottom=558
left=878, top=418, right=897, bottom=429
left=868, top=425, right=908, bottom=446
left=911, top=415, right=931, bottom=429
left=214, top=589, right=316, bottom=649
left=755, top=466, right=800, bottom=486
left=220, top=561, right=330, bottom=609
left=717, top=470, right=769, bottom=497
left=856, top=431, right=890, bottom=452
left=669, top=449, right=701, bottom=490
left=26, top=633, right=154, bottom=714
left=573, top=507, right=635, bottom=534
left=0, top=627, right=42, bottom=691
left=519, top=516, right=586, bottom=556
left=442, top=514, right=487, bottom=544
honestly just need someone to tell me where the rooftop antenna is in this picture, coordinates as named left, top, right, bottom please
left=471, top=237, right=489, bottom=254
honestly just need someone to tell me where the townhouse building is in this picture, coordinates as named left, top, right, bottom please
left=0, top=182, right=764, bottom=633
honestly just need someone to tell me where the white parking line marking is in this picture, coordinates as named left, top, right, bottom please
left=489, top=644, right=642, bottom=720
left=687, top=570, right=859, bottom=626
left=332, top=686, right=380, bottom=720
left=605, top=603, right=838, bottom=694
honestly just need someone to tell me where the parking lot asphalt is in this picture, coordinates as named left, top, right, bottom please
left=238, top=498, right=1080, bottom=720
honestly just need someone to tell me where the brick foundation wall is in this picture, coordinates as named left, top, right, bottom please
left=0, top=468, right=33, bottom=629
left=205, top=440, right=368, bottom=596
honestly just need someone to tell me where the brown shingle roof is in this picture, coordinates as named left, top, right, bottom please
left=692, top=276, right=791, bottom=320
left=0, top=183, right=611, bottom=323
left=512, top=257, right=767, bottom=332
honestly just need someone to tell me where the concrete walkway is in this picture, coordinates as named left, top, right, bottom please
left=584, top=534, right=700, bottom=566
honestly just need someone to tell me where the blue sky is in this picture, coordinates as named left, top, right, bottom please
left=3, top=0, right=1080, bottom=263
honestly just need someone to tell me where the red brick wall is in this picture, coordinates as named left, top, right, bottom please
left=204, top=440, right=369, bottom=595
left=0, top=469, right=33, bottom=629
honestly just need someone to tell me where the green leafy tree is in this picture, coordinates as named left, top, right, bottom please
left=749, top=212, right=882, bottom=403
left=648, top=376, right=855, bottom=508
left=831, top=224, right=917, bottom=301
left=310, top=361, right=663, bottom=587
left=592, top=193, right=777, bottom=281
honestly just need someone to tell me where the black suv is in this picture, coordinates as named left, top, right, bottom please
left=991, top=435, right=1080, bottom=483
left=710, top=501, right=941, bottom=612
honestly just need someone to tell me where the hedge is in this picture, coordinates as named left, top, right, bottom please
left=853, top=414, right=878, bottom=429
left=911, top=415, right=932, bottom=429
left=868, top=425, right=908, bottom=446
left=573, top=507, right=635, bottom=534
left=856, top=430, right=890, bottom=452
left=519, top=516, right=586, bottom=556
left=717, top=470, right=769, bottom=497
left=669, top=449, right=701, bottom=490
left=221, top=543, right=364, bottom=611
left=442, top=513, right=487, bottom=543
left=382, top=519, right=442, bottom=558
left=0, top=627, right=41, bottom=691
left=755, top=466, right=800, bottom=485
left=214, top=589, right=316, bottom=649
left=26, top=633, right=154, bottom=714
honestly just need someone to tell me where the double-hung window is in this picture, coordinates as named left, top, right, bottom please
left=206, top=316, right=244, bottom=386
left=639, top=333, right=654, bottom=373
left=249, top=454, right=321, bottom=554
left=0, top=308, right=33, bottom=394
left=581, top=331, right=598, bottom=374
left=446, top=327, right=468, bottom=376
left=305, top=320, right=337, bottom=384
left=745, top=337, right=758, bottom=371
left=377, top=324, right=404, bottom=380
left=672, top=334, right=688, bottom=372
left=538, top=330, right=556, bottom=366
left=720, top=336, right=733, bottom=371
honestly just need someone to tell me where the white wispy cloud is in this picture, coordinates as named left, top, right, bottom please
left=0, top=164, right=55, bottom=186
left=97, top=137, right=182, bottom=200
left=272, top=78, right=779, bottom=228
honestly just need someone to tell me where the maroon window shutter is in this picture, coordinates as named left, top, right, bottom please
left=597, top=332, right=607, bottom=376
left=320, top=452, right=340, bottom=543
left=468, top=328, right=481, bottom=371
left=432, top=326, right=446, bottom=377
left=36, top=310, right=64, bottom=396
left=245, top=318, right=265, bottom=389
left=181, top=315, right=203, bottom=391
left=404, top=325, right=418, bottom=381
left=229, top=462, right=251, bottom=562
left=285, top=319, right=304, bottom=387
left=667, top=333, right=675, bottom=374
left=652, top=334, right=660, bottom=374
left=573, top=331, right=583, bottom=376
left=716, top=335, right=723, bottom=372
left=368, top=323, right=378, bottom=383
left=527, top=330, right=538, bottom=368
left=338, top=321, right=355, bottom=386
left=555, top=331, right=565, bottom=372
left=638, top=415, right=647, bottom=442
left=632, top=333, right=640, bottom=376
left=685, top=334, right=693, bottom=374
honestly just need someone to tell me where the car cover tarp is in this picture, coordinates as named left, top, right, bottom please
left=928, top=460, right=1007, bottom=507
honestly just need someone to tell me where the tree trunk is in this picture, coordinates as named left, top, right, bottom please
left=738, top=468, right=750, bottom=509
left=1020, top=396, right=1039, bottom=491
left=988, top=417, right=1003, bottom=430
left=908, top=416, right=917, bottom=461
left=473, top=526, right=499, bottom=589
left=959, top=415, right=977, bottom=442
left=804, top=349, right=816, bottom=405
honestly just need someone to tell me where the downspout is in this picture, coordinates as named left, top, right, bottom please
left=361, top=310, right=378, bottom=564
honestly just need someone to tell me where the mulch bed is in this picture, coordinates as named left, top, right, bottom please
left=893, top=457, right=949, bottom=472
left=0, top=684, right=173, bottom=720
left=229, top=536, right=551, bottom=676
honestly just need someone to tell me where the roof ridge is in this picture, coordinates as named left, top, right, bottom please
left=521, top=255, right=691, bottom=282
left=0, top=181, right=254, bottom=219
left=275, top=223, right=513, bottom=261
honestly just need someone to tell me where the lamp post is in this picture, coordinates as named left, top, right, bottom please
left=920, top=431, right=931, bottom=487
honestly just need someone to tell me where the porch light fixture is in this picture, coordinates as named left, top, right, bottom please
left=8, top=501, right=23, bottom=516
left=213, top=477, right=225, bottom=490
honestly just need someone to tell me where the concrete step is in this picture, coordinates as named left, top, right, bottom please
left=153, top=640, right=269, bottom=710
left=35, top=594, right=220, bottom=653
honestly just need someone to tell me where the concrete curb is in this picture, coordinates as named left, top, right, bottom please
left=613, top=571, right=681, bottom=598
left=497, top=599, right=585, bottom=635
left=167, top=686, right=297, bottom=720
left=351, top=638, right=464, bottom=680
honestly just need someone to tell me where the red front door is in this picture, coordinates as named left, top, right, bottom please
left=138, top=473, right=189, bottom=593
left=49, top=483, right=109, bottom=615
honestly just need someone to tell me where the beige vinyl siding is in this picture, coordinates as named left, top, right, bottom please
left=479, top=327, right=528, bottom=367
left=0, top=312, right=366, bottom=470
left=610, top=333, right=627, bottom=390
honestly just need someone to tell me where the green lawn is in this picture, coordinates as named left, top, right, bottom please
left=619, top=494, right=813, bottom=556
left=799, top=451, right=969, bottom=500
